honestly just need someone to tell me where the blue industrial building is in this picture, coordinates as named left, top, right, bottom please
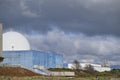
left=3, top=50, right=63, bottom=69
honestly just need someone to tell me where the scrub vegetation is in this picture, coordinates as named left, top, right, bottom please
left=0, top=76, right=111, bottom=80
left=0, top=67, right=120, bottom=80
left=0, top=57, right=4, bottom=62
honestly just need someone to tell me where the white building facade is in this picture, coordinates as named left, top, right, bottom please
left=68, top=62, right=111, bottom=72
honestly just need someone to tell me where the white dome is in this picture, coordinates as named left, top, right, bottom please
left=3, top=31, right=30, bottom=51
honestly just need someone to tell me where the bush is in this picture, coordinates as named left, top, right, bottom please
left=0, top=57, right=4, bottom=62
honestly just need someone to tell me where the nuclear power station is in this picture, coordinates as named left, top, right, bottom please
left=0, top=23, right=111, bottom=73
left=2, top=30, right=63, bottom=69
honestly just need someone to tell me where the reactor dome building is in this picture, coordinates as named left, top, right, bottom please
left=2, top=30, right=63, bottom=69
left=1, top=24, right=111, bottom=72
left=3, top=31, right=30, bottom=51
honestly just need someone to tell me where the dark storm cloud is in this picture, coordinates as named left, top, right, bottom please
left=27, top=29, right=120, bottom=65
left=0, top=0, right=120, bottom=35
left=1, top=0, right=120, bottom=65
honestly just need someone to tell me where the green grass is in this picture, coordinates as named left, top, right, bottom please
left=0, top=76, right=111, bottom=80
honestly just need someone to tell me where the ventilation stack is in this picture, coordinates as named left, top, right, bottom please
left=103, top=59, right=110, bottom=67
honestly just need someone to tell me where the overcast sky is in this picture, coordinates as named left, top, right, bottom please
left=0, top=0, right=120, bottom=65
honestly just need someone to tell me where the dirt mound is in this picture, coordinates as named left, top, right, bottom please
left=0, top=67, right=41, bottom=77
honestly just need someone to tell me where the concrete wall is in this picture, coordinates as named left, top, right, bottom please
left=0, top=24, right=2, bottom=57
left=51, top=72, right=75, bottom=76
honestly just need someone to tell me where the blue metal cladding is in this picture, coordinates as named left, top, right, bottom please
left=46, top=52, right=56, bottom=68
left=3, top=50, right=64, bottom=69
left=32, top=51, right=47, bottom=68
left=55, top=54, right=63, bottom=68
left=63, top=63, right=68, bottom=68
left=3, top=51, right=33, bottom=69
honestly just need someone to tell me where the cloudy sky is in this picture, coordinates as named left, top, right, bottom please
left=0, top=0, right=120, bottom=65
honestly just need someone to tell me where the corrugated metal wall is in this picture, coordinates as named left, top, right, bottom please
left=3, top=50, right=63, bottom=69
left=3, top=51, right=33, bottom=69
left=55, top=54, right=63, bottom=68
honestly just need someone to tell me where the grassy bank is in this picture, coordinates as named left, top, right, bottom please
left=0, top=76, right=111, bottom=80
left=0, top=67, right=119, bottom=80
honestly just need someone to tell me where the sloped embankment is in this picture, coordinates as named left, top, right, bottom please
left=0, top=67, right=41, bottom=77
